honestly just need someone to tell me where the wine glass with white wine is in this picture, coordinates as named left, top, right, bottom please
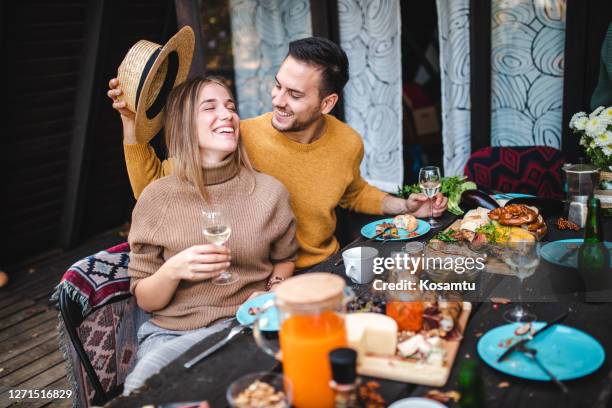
left=202, top=211, right=237, bottom=285
left=419, top=166, right=442, bottom=228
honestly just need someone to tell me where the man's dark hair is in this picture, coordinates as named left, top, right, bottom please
left=287, top=37, right=349, bottom=98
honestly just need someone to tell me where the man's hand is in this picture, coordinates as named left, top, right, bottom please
left=406, top=192, right=448, bottom=218
left=107, top=78, right=138, bottom=144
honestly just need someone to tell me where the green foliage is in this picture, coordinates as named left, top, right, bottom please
left=397, top=176, right=477, bottom=215
left=433, top=229, right=458, bottom=242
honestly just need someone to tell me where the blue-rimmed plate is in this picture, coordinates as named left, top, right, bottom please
left=477, top=322, right=605, bottom=381
left=360, top=218, right=431, bottom=241
left=540, top=239, right=612, bottom=268
left=236, top=292, right=279, bottom=332
left=492, top=193, right=535, bottom=205
left=492, top=193, right=535, bottom=200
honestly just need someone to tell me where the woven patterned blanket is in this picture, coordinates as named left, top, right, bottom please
left=51, top=242, right=131, bottom=317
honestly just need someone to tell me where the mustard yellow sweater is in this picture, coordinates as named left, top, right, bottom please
left=124, top=113, right=386, bottom=268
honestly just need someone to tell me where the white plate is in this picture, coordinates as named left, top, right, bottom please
left=388, top=397, right=446, bottom=408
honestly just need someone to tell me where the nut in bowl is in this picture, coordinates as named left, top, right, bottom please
left=227, top=371, right=291, bottom=408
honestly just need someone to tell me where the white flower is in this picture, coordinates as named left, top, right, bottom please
left=585, top=117, right=606, bottom=137
left=580, top=136, right=588, bottom=146
left=590, top=106, right=605, bottom=118
left=595, top=131, right=612, bottom=147
left=574, top=116, right=588, bottom=131
left=590, top=140, right=597, bottom=149
left=598, top=107, right=612, bottom=126
left=603, top=145, right=612, bottom=157
left=570, top=111, right=586, bottom=129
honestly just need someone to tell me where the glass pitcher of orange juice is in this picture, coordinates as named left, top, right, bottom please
left=253, top=273, right=353, bottom=408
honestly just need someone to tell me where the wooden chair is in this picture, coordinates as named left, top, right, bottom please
left=53, top=243, right=145, bottom=407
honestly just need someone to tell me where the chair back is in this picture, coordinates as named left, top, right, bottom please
left=54, top=243, right=143, bottom=406
left=463, top=146, right=565, bottom=198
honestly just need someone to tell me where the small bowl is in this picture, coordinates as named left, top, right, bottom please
left=226, top=371, right=291, bottom=408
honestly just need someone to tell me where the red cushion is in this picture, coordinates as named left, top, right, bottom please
left=464, top=146, right=565, bottom=198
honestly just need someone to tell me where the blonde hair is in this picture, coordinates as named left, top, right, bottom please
left=163, top=77, right=254, bottom=200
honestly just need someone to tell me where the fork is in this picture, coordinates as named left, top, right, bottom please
left=184, top=324, right=249, bottom=369
left=519, top=345, right=568, bottom=394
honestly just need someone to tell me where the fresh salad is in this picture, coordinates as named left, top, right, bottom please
left=398, top=176, right=477, bottom=215
left=432, top=229, right=458, bottom=242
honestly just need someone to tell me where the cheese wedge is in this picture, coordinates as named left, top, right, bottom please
left=345, top=313, right=398, bottom=361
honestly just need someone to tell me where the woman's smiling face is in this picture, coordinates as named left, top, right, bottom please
left=196, top=82, right=240, bottom=163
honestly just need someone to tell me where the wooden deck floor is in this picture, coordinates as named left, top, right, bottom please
left=0, top=228, right=127, bottom=408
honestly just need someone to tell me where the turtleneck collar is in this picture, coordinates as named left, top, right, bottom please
left=201, top=153, right=239, bottom=185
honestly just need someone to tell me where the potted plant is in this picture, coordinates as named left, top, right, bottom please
left=570, top=106, right=612, bottom=214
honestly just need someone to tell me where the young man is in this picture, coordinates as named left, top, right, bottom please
left=109, top=37, right=447, bottom=269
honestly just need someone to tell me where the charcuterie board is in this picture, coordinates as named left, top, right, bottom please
left=428, top=219, right=513, bottom=276
left=356, top=302, right=472, bottom=387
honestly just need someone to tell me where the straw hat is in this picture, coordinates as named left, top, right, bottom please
left=117, top=26, right=195, bottom=143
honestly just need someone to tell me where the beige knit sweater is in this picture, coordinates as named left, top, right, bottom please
left=128, top=155, right=297, bottom=330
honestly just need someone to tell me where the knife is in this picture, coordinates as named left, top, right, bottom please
left=184, top=324, right=249, bottom=369
left=557, top=244, right=580, bottom=265
left=497, top=311, right=568, bottom=363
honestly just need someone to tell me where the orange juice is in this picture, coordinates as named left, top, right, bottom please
left=279, top=311, right=347, bottom=408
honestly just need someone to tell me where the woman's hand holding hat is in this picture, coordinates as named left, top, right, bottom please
left=108, top=78, right=138, bottom=144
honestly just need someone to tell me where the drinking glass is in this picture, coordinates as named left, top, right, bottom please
left=502, top=240, right=539, bottom=322
left=202, top=211, right=237, bottom=285
left=419, top=166, right=442, bottom=228
left=253, top=274, right=352, bottom=408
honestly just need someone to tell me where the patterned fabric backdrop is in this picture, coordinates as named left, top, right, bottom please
left=229, top=0, right=312, bottom=119
left=490, top=0, right=566, bottom=148
left=436, top=0, right=472, bottom=176
left=338, top=0, right=403, bottom=192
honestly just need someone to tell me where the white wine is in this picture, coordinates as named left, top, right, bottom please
left=420, top=181, right=441, bottom=198
left=203, top=225, right=232, bottom=245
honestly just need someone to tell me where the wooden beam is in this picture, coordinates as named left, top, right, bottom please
left=310, top=0, right=340, bottom=41
left=469, top=0, right=491, bottom=152
left=562, top=0, right=612, bottom=163
left=59, top=0, right=110, bottom=248
left=162, top=0, right=178, bottom=42
left=309, top=0, right=344, bottom=120
left=174, top=0, right=206, bottom=78
left=561, top=0, right=587, bottom=162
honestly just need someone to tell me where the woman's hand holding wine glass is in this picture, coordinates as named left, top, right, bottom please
left=164, top=244, right=231, bottom=282
left=203, top=211, right=239, bottom=285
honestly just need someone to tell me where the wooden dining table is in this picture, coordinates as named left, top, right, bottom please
left=106, top=211, right=612, bottom=408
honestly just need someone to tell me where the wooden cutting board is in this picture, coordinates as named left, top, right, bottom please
left=357, top=302, right=472, bottom=387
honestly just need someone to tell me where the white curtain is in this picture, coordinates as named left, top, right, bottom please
left=490, top=0, right=566, bottom=148
left=338, top=0, right=403, bottom=192
left=229, top=0, right=312, bottom=119
left=436, top=0, right=472, bottom=176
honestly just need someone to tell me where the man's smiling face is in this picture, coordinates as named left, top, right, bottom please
left=270, top=56, right=325, bottom=132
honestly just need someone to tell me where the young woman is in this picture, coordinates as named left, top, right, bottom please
left=109, top=77, right=297, bottom=394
